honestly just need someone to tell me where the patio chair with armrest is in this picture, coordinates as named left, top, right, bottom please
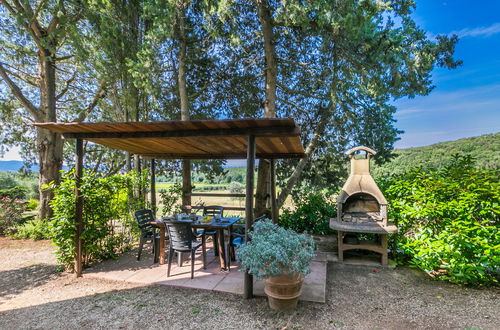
left=166, top=220, right=207, bottom=279
left=202, top=206, right=224, bottom=256
left=134, top=209, right=160, bottom=262
left=174, top=213, right=202, bottom=266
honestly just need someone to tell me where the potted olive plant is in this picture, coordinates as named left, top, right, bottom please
left=237, top=220, right=315, bottom=311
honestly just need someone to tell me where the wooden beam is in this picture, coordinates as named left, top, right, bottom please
left=138, top=153, right=305, bottom=160
left=188, top=205, right=246, bottom=211
left=270, top=159, right=279, bottom=224
left=150, top=159, right=156, bottom=217
left=61, top=126, right=301, bottom=140
left=75, top=138, right=84, bottom=277
left=244, top=135, right=256, bottom=299
left=187, top=193, right=246, bottom=198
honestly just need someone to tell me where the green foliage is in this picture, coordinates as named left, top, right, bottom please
left=46, top=170, right=147, bottom=271
left=373, top=133, right=500, bottom=179
left=228, top=181, right=244, bottom=201
left=0, top=172, right=38, bottom=200
left=159, top=167, right=247, bottom=186
left=237, top=220, right=315, bottom=279
left=0, top=172, right=17, bottom=189
left=1, top=0, right=461, bottom=211
left=0, top=186, right=27, bottom=199
left=10, top=219, right=50, bottom=240
left=26, top=199, right=39, bottom=211
left=0, top=195, right=27, bottom=235
left=280, top=193, right=336, bottom=235
left=159, top=183, right=183, bottom=216
left=380, top=155, right=499, bottom=286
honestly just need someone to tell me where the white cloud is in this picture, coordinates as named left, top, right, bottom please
left=0, top=145, right=22, bottom=161
left=393, top=84, right=500, bottom=148
left=395, top=84, right=500, bottom=118
left=452, top=22, right=500, bottom=38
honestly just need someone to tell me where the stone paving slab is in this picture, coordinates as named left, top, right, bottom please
left=83, top=246, right=327, bottom=303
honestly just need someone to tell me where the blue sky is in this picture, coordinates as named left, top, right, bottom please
left=393, top=0, right=500, bottom=148
left=1, top=1, right=499, bottom=161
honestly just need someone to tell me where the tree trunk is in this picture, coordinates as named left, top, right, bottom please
left=276, top=39, right=339, bottom=208
left=38, top=49, right=63, bottom=220
left=257, top=0, right=277, bottom=118
left=276, top=110, right=329, bottom=208
left=255, top=0, right=277, bottom=217
left=177, top=2, right=191, bottom=211
left=37, top=127, right=63, bottom=220
left=124, top=93, right=133, bottom=172
left=133, top=154, right=142, bottom=200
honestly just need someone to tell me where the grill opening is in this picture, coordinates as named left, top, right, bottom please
left=341, top=193, right=383, bottom=223
left=343, top=193, right=379, bottom=213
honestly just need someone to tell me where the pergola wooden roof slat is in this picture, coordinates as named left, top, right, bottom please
left=34, top=118, right=305, bottom=159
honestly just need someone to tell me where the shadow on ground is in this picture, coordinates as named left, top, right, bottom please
left=0, top=262, right=498, bottom=329
left=0, top=264, right=59, bottom=299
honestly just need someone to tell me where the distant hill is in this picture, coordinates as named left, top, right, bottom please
left=373, top=132, right=500, bottom=178
left=0, top=160, right=39, bottom=172
left=2, top=133, right=498, bottom=178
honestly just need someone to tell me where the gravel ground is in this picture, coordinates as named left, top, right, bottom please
left=0, top=237, right=498, bottom=329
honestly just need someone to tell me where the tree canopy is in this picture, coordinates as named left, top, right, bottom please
left=0, top=0, right=461, bottom=217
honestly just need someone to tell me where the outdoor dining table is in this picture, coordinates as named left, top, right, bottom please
left=150, top=216, right=242, bottom=271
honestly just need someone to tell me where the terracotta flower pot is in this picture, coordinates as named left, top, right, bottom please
left=264, top=273, right=304, bottom=311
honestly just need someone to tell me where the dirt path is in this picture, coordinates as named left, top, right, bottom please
left=0, top=238, right=498, bottom=329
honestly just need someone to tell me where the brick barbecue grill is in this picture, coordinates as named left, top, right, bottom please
left=330, top=146, right=397, bottom=266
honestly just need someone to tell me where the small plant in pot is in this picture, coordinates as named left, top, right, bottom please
left=237, top=220, right=315, bottom=311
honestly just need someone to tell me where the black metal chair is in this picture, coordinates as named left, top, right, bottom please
left=134, top=209, right=160, bottom=262
left=229, top=215, right=268, bottom=261
left=166, top=221, right=207, bottom=279
left=203, top=206, right=224, bottom=256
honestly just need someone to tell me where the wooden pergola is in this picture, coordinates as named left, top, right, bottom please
left=34, top=118, right=305, bottom=299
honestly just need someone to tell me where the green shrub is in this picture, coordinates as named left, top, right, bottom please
left=159, top=183, right=183, bottom=216
left=0, top=195, right=27, bottom=235
left=237, top=220, right=315, bottom=279
left=0, top=172, right=18, bottom=189
left=280, top=193, right=336, bottom=235
left=46, top=169, right=147, bottom=271
left=10, top=219, right=50, bottom=240
left=0, top=186, right=28, bottom=199
left=26, top=199, right=39, bottom=211
left=0, top=172, right=38, bottom=200
left=380, top=155, right=499, bottom=286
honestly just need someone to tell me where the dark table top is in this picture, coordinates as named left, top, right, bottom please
left=153, top=216, right=241, bottom=229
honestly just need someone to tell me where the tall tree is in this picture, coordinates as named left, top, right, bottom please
left=176, top=0, right=192, bottom=210
left=0, top=0, right=107, bottom=219
left=223, top=0, right=460, bottom=206
left=273, top=0, right=460, bottom=205
left=254, top=0, right=278, bottom=216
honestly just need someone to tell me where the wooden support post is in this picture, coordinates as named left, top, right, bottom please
left=182, top=160, right=191, bottom=212
left=75, top=138, right=84, bottom=277
left=270, top=159, right=278, bottom=224
left=244, top=134, right=256, bottom=299
left=150, top=159, right=156, bottom=217
left=381, top=234, right=388, bottom=267
left=338, top=231, right=344, bottom=262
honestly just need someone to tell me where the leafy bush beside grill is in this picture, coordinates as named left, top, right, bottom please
left=380, top=155, right=499, bottom=286
left=279, top=193, right=336, bottom=235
